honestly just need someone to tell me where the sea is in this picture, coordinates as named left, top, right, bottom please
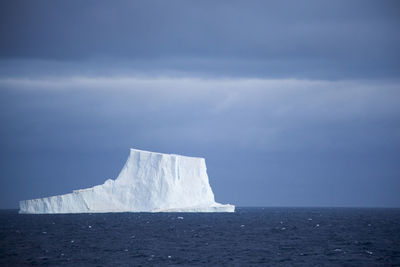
left=1, top=207, right=399, bottom=266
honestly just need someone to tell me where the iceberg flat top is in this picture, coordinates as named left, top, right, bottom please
left=130, top=148, right=205, bottom=159
left=19, top=148, right=234, bottom=214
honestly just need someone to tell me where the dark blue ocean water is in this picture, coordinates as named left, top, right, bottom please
left=1, top=208, right=400, bottom=266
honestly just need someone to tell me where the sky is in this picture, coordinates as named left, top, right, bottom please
left=0, top=0, right=399, bottom=208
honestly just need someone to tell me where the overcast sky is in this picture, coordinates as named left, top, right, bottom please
left=0, top=0, right=399, bottom=208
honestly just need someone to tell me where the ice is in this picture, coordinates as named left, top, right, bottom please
left=19, top=148, right=235, bottom=214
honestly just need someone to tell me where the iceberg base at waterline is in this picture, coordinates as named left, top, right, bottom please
left=19, top=149, right=235, bottom=214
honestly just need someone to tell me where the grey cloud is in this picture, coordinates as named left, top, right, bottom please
left=1, top=75, right=399, bottom=207
left=1, top=0, right=399, bottom=208
left=1, top=0, right=399, bottom=79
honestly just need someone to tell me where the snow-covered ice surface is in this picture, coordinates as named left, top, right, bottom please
left=19, top=149, right=235, bottom=214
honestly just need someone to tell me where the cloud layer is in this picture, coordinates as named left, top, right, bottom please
left=1, top=75, right=399, bottom=207
left=1, top=1, right=399, bottom=208
left=1, top=0, right=399, bottom=79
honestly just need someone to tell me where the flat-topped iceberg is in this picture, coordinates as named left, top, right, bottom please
left=19, top=148, right=235, bottom=213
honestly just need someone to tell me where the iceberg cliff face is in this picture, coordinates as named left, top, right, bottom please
left=19, top=149, right=235, bottom=213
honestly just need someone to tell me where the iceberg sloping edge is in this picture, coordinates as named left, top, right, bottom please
left=19, top=148, right=235, bottom=213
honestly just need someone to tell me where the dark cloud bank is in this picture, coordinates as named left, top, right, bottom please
left=0, top=1, right=399, bottom=208
left=1, top=0, right=400, bottom=79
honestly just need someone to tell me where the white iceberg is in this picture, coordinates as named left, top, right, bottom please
left=19, top=148, right=235, bottom=213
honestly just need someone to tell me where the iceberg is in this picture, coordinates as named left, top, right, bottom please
left=19, top=148, right=235, bottom=213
